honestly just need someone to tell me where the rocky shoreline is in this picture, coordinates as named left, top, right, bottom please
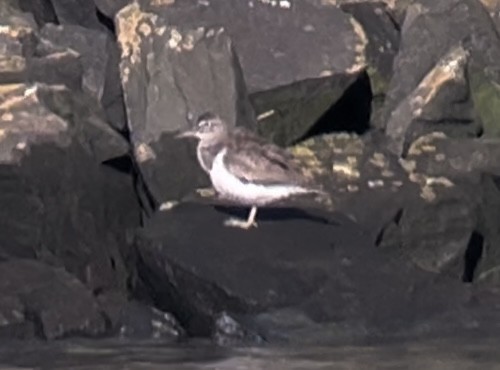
left=1, top=0, right=500, bottom=344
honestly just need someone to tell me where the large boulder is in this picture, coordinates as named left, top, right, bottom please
left=380, top=0, right=500, bottom=155
left=0, top=11, right=81, bottom=93
left=0, top=80, right=187, bottom=341
left=0, top=259, right=107, bottom=340
left=39, top=23, right=127, bottom=131
left=288, top=130, right=500, bottom=283
left=378, top=134, right=500, bottom=283
left=133, top=201, right=498, bottom=343
left=0, top=2, right=127, bottom=132
left=0, top=82, right=139, bottom=314
left=142, top=0, right=370, bottom=146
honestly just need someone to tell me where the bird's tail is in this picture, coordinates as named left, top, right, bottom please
left=297, top=185, right=329, bottom=197
left=291, top=185, right=334, bottom=211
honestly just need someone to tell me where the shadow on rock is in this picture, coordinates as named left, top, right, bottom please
left=212, top=205, right=340, bottom=226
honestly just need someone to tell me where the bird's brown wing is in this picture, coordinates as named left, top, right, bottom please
left=223, top=129, right=306, bottom=185
left=230, top=127, right=297, bottom=162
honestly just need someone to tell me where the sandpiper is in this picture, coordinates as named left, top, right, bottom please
left=176, top=112, right=326, bottom=229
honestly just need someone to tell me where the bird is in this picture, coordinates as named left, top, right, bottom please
left=176, top=112, right=327, bottom=230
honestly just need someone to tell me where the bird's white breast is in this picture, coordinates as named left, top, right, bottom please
left=209, top=149, right=308, bottom=206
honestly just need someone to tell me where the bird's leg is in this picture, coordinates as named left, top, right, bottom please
left=224, top=206, right=258, bottom=229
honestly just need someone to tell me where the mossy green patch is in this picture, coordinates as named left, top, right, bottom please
left=469, top=71, right=500, bottom=138
left=366, top=65, right=389, bottom=97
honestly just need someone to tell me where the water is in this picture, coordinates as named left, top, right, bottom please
left=0, top=336, right=499, bottom=369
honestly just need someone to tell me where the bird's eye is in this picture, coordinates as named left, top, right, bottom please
left=199, top=120, right=212, bottom=129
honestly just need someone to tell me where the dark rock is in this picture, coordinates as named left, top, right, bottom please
left=213, top=312, right=264, bottom=346
left=401, top=133, right=500, bottom=178
left=380, top=0, right=500, bottom=155
left=0, top=83, right=139, bottom=298
left=93, top=0, right=130, bottom=20
left=252, top=72, right=365, bottom=146
left=3, top=4, right=128, bottom=133
left=385, top=44, right=479, bottom=156
left=132, top=202, right=491, bottom=343
left=290, top=131, right=500, bottom=283
left=377, top=178, right=478, bottom=276
left=483, top=0, right=500, bottom=35
left=39, top=24, right=127, bottom=131
left=100, top=38, right=128, bottom=133
left=290, top=132, right=419, bottom=242
left=133, top=202, right=362, bottom=338
left=28, top=51, right=84, bottom=93
left=39, top=24, right=109, bottom=104
left=339, top=1, right=400, bottom=129
left=144, top=0, right=368, bottom=146
left=114, top=3, right=256, bottom=207
left=17, top=0, right=58, bottom=27
left=0, top=17, right=86, bottom=92
left=0, top=1, right=39, bottom=29
left=49, top=0, right=104, bottom=30
left=147, top=0, right=365, bottom=94
left=0, top=259, right=107, bottom=340
left=0, top=12, right=38, bottom=84
left=376, top=133, right=500, bottom=281
left=0, top=295, right=33, bottom=339
left=97, top=292, right=185, bottom=340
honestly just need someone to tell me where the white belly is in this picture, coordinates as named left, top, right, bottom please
left=209, top=149, right=308, bottom=206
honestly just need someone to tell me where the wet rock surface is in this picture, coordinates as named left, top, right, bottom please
left=0, top=0, right=499, bottom=352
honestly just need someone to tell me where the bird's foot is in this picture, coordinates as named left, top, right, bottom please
left=223, top=217, right=258, bottom=230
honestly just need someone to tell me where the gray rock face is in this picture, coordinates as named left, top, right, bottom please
left=93, top=0, right=131, bottom=20
left=0, top=82, right=138, bottom=300
left=17, top=0, right=57, bottom=26
left=146, top=0, right=365, bottom=93
left=288, top=130, right=500, bottom=286
left=0, top=259, right=107, bottom=340
left=376, top=134, right=500, bottom=281
left=340, top=1, right=400, bottom=129
left=141, top=0, right=368, bottom=146
left=1, top=3, right=127, bottom=131
left=49, top=0, right=104, bottom=30
left=39, top=23, right=127, bottom=131
left=380, top=0, right=500, bottom=155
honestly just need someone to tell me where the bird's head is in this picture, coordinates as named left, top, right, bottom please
left=176, top=112, right=227, bottom=142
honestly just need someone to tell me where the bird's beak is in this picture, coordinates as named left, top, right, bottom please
left=175, top=129, right=198, bottom=139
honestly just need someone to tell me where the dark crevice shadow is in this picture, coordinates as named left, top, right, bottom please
left=212, top=205, right=340, bottom=226
left=462, top=231, right=484, bottom=283
left=102, top=155, right=134, bottom=174
left=96, top=8, right=116, bottom=34
left=492, top=174, right=500, bottom=191
left=375, top=208, right=403, bottom=247
left=293, top=71, right=373, bottom=144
